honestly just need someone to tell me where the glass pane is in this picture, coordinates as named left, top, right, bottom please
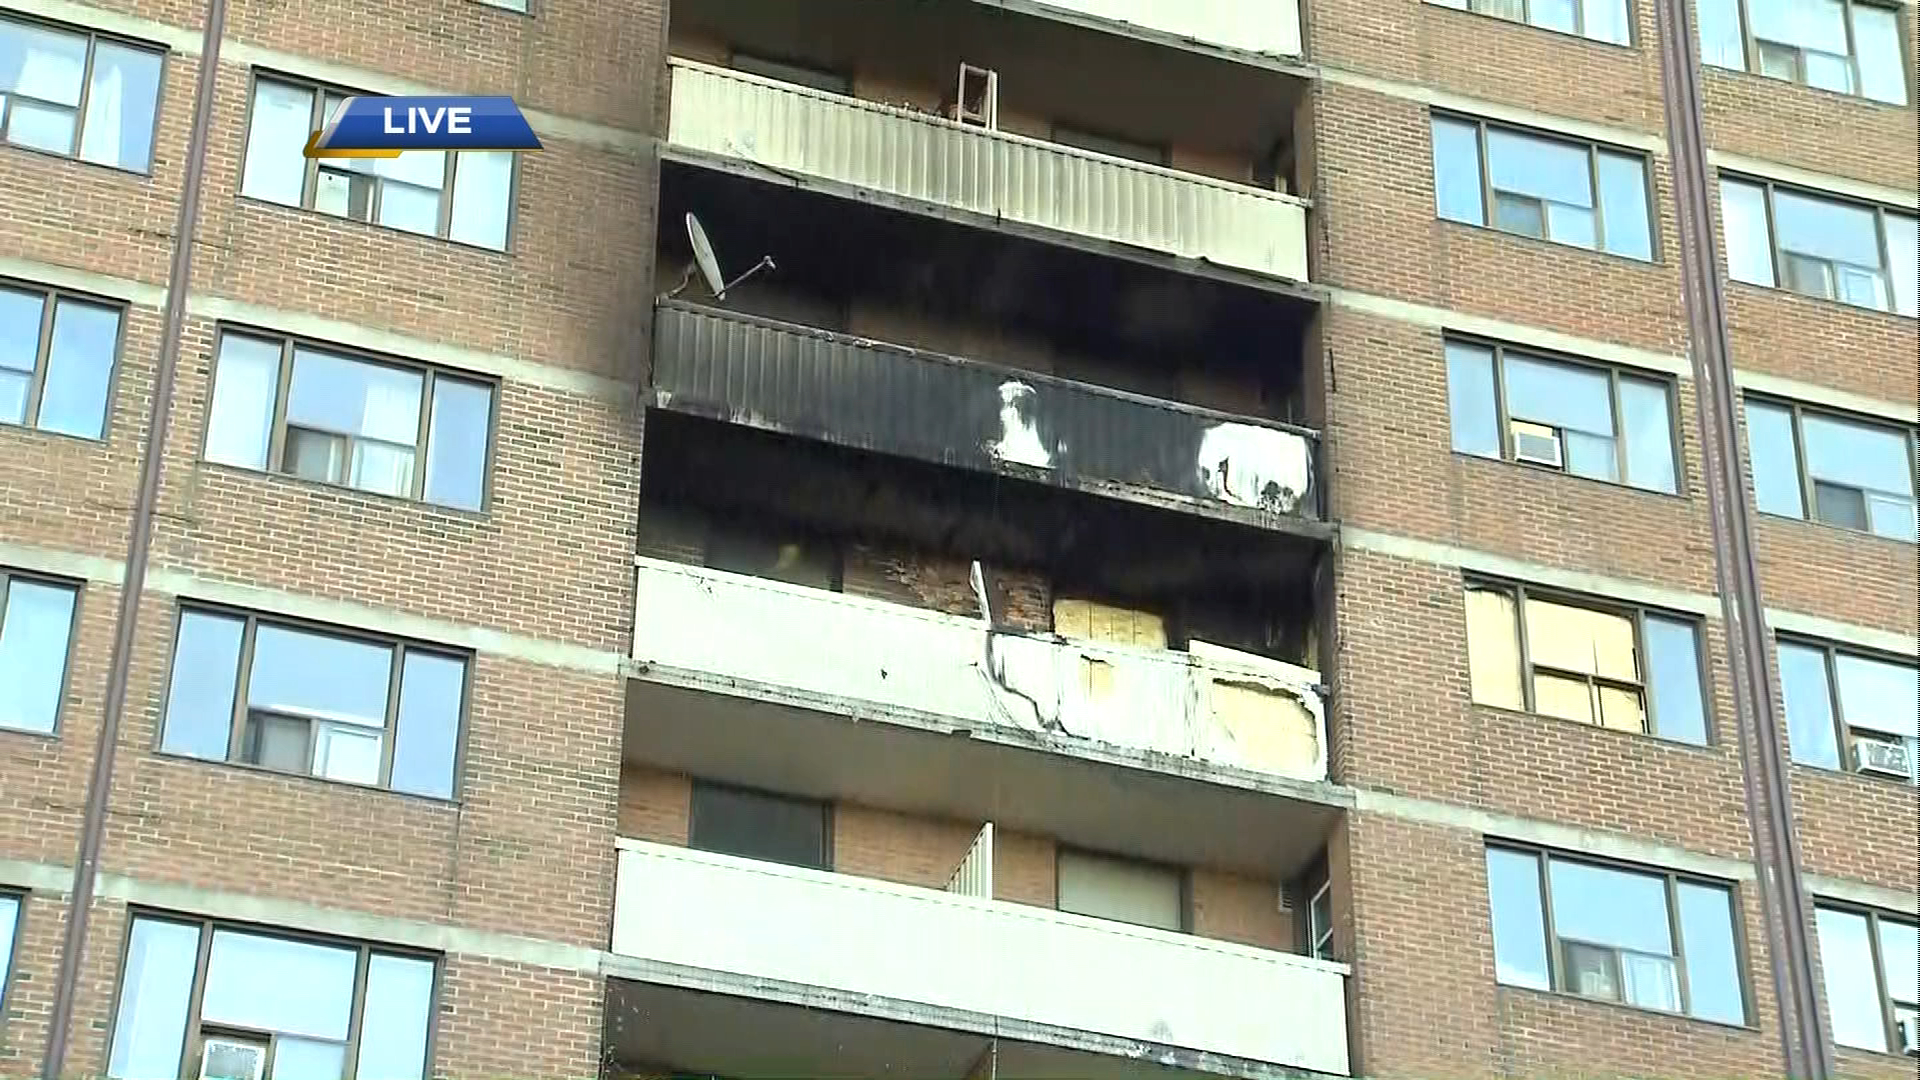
left=1485, top=849, right=1551, bottom=989
left=0, top=895, right=14, bottom=987
left=1694, top=0, right=1746, bottom=64
left=107, top=918, right=202, bottom=1080
left=1622, top=951, right=1681, bottom=1011
left=242, top=79, right=314, bottom=205
left=376, top=180, right=441, bottom=237
left=1548, top=858, right=1673, bottom=955
left=423, top=378, right=492, bottom=510
left=1720, top=180, right=1776, bottom=287
left=1503, top=354, right=1614, bottom=436
left=272, top=1038, right=347, bottom=1080
left=287, top=349, right=423, bottom=445
left=1597, top=683, right=1646, bottom=733
left=1525, top=598, right=1638, bottom=680
left=1445, top=341, right=1501, bottom=458
left=0, top=371, right=26, bottom=426
left=1581, top=0, right=1631, bottom=41
left=0, top=579, right=77, bottom=734
left=313, top=723, right=382, bottom=784
left=1773, top=189, right=1883, bottom=268
left=1057, top=850, right=1184, bottom=931
left=1486, top=129, right=1593, bottom=208
left=1816, top=907, right=1888, bottom=1052
left=77, top=41, right=162, bottom=170
left=1619, top=376, right=1676, bottom=492
left=1564, top=939, right=1624, bottom=1000
left=205, top=334, right=282, bottom=469
left=1597, top=152, right=1653, bottom=260
left=1529, top=0, right=1577, bottom=33
left=1534, top=671, right=1596, bottom=723
left=1885, top=213, right=1916, bottom=319
left=1833, top=652, right=1918, bottom=740
left=1565, top=430, right=1619, bottom=481
left=1880, top=919, right=1918, bottom=1007
left=1801, top=413, right=1913, bottom=502
left=248, top=623, right=392, bottom=725
left=374, top=149, right=446, bottom=191
left=284, top=427, right=346, bottom=484
left=4, top=20, right=86, bottom=104
left=1852, top=5, right=1906, bottom=104
left=1677, top=882, right=1746, bottom=1023
left=356, top=954, right=436, bottom=1080
left=1431, top=117, right=1485, bottom=226
left=1743, top=401, right=1804, bottom=517
left=1464, top=587, right=1525, bottom=710
left=449, top=151, right=514, bottom=251
left=1749, top=0, right=1849, bottom=52
left=0, top=287, right=46, bottom=377
left=1645, top=617, right=1708, bottom=744
left=349, top=440, right=416, bottom=497
left=202, top=930, right=357, bottom=1040
left=1778, top=642, right=1841, bottom=768
left=1547, top=201, right=1598, bottom=249
left=391, top=651, right=464, bottom=799
left=1494, top=193, right=1547, bottom=237
left=1804, top=48, right=1855, bottom=93
left=160, top=611, right=245, bottom=760
left=37, top=298, right=119, bottom=438
left=1866, top=492, right=1918, bottom=541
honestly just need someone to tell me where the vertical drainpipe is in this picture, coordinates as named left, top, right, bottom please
left=40, top=1, right=229, bottom=1077
left=1648, top=0, right=1832, bottom=1077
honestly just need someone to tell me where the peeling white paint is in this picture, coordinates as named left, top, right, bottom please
left=1196, top=422, right=1312, bottom=514
left=987, top=380, right=1056, bottom=470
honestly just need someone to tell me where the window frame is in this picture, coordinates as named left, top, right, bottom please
left=1743, top=394, right=1918, bottom=539
left=0, top=569, right=83, bottom=737
left=156, top=604, right=473, bottom=800
left=0, top=891, right=23, bottom=1036
left=686, top=779, right=834, bottom=872
left=1711, top=0, right=1912, bottom=104
left=1488, top=843, right=1754, bottom=1024
left=202, top=326, right=500, bottom=512
left=0, top=11, right=168, bottom=173
left=1428, top=0, right=1636, bottom=47
left=1053, top=846, right=1192, bottom=933
left=104, top=911, right=443, bottom=1080
left=236, top=71, right=521, bottom=251
left=1777, top=634, right=1919, bottom=783
left=1723, top=175, right=1916, bottom=316
left=1432, top=111, right=1660, bottom=260
left=1464, top=577, right=1713, bottom=743
left=1447, top=334, right=1683, bottom=493
left=1816, top=902, right=1920, bottom=1056
left=0, top=278, right=127, bottom=440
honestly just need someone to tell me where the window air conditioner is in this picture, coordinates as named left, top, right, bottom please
left=1900, top=1013, right=1920, bottom=1056
left=1511, top=423, right=1564, bottom=469
left=1851, top=738, right=1913, bottom=779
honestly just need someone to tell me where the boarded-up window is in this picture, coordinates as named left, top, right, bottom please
left=1056, top=849, right=1183, bottom=932
left=1464, top=586, right=1525, bottom=710
left=1053, top=598, right=1167, bottom=649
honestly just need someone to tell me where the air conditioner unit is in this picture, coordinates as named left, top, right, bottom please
left=952, top=63, right=999, bottom=130
left=199, top=1038, right=266, bottom=1080
left=1900, top=1011, right=1920, bottom=1056
left=1511, top=422, right=1564, bottom=469
left=1851, top=738, right=1913, bottom=779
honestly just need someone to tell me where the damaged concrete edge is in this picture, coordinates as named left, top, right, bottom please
left=966, top=0, right=1315, bottom=79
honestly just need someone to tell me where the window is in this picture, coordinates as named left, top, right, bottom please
left=1721, top=178, right=1917, bottom=316
left=1743, top=398, right=1916, bottom=540
left=475, top=0, right=529, bottom=11
left=1817, top=906, right=1919, bottom=1055
left=1428, top=0, right=1632, bottom=44
left=688, top=781, right=830, bottom=871
left=158, top=609, right=467, bottom=799
left=1447, top=339, right=1678, bottom=493
left=0, top=572, right=79, bottom=735
left=1056, top=849, right=1185, bottom=932
left=0, top=284, right=122, bottom=439
left=0, top=14, right=163, bottom=171
left=1698, top=0, right=1908, bottom=104
left=240, top=76, right=515, bottom=251
left=728, top=52, right=851, bottom=96
left=1305, top=877, right=1335, bottom=960
left=107, top=915, right=436, bottom=1080
left=0, top=893, right=19, bottom=1015
left=203, top=331, right=495, bottom=511
left=1431, top=115, right=1654, bottom=260
left=1463, top=581, right=1709, bottom=744
left=1051, top=124, right=1171, bottom=167
left=1485, top=847, right=1748, bottom=1023
left=1778, top=639, right=1918, bottom=781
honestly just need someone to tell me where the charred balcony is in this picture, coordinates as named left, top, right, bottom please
left=654, top=169, right=1328, bottom=535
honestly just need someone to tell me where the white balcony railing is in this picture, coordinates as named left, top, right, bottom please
left=994, top=0, right=1303, bottom=59
left=630, top=557, right=1329, bottom=784
left=666, top=58, right=1311, bottom=284
left=612, top=838, right=1353, bottom=1074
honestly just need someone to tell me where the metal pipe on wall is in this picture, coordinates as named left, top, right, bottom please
left=40, top=0, right=230, bottom=1076
left=1648, top=0, right=1832, bottom=1075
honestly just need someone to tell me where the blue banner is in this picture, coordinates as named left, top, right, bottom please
left=304, top=95, right=543, bottom=158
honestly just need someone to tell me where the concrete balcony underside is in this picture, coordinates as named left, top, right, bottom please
left=970, top=0, right=1304, bottom=65
left=624, top=557, right=1347, bottom=877
left=651, top=301, right=1326, bottom=533
left=664, top=58, right=1313, bottom=288
left=607, top=840, right=1353, bottom=1078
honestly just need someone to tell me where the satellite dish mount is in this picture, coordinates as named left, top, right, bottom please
left=665, top=212, right=776, bottom=302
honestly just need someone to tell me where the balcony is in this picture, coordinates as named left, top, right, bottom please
left=652, top=301, right=1324, bottom=531
left=972, top=0, right=1303, bottom=63
left=664, top=58, right=1311, bottom=285
left=608, top=838, right=1353, bottom=1076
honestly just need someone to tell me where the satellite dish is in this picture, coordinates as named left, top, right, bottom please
left=664, top=212, right=777, bottom=303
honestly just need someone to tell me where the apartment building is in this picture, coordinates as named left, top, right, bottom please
left=0, top=0, right=1911, bottom=1077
